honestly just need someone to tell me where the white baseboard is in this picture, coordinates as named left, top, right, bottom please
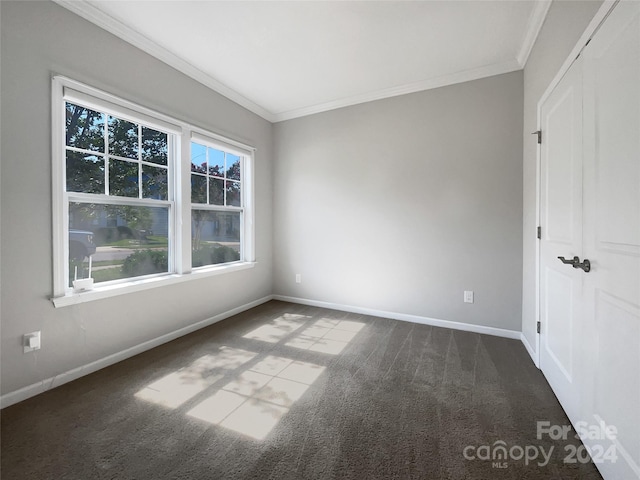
left=0, top=295, right=274, bottom=409
left=272, top=295, right=521, bottom=340
left=520, top=332, right=539, bottom=368
left=2, top=294, right=529, bottom=408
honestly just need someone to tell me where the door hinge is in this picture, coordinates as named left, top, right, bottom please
left=532, top=130, right=542, bottom=144
left=537, top=226, right=541, bottom=239
left=537, top=321, right=541, bottom=334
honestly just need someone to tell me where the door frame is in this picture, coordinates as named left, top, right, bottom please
left=533, top=0, right=618, bottom=368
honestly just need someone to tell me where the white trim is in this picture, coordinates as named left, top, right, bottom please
left=52, top=77, right=67, bottom=297
left=190, top=130, right=254, bottom=157
left=521, top=332, right=538, bottom=367
left=534, top=126, right=541, bottom=369
left=1, top=295, right=274, bottom=409
left=243, top=150, right=256, bottom=262
left=51, top=0, right=555, bottom=123
left=273, top=295, right=521, bottom=340
left=63, top=85, right=181, bottom=135
left=536, top=1, right=618, bottom=112
left=533, top=0, right=618, bottom=368
left=67, top=192, right=172, bottom=207
left=52, top=0, right=276, bottom=123
left=57, top=75, right=256, bottom=152
left=52, top=0, right=541, bottom=123
left=272, top=59, right=522, bottom=122
left=517, top=1, right=552, bottom=67
left=177, top=134, right=191, bottom=274
left=52, top=262, right=256, bottom=308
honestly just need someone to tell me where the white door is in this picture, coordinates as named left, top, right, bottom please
left=581, top=1, right=640, bottom=478
left=539, top=2, right=640, bottom=479
left=539, top=54, right=585, bottom=425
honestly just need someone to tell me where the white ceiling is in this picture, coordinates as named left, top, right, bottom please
left=55, top=0, right=551, bottom=122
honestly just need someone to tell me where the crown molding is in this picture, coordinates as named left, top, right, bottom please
left=272, top=59, right=522, bottom=122
left=517, top=0, right=552, bottom=67
left=54, top=0, right=534, bottom=124
left=52, top=0, right=277, bottom=122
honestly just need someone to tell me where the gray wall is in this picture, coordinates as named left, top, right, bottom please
left=0, top=1, right=273, bottom=395
left=521, top=0, right=603, bottom=350
left=273, top=71, right=524, bottom=331
left=2, top=0, right=600, bottom=399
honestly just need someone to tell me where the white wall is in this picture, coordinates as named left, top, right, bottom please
left=0, top=1, right=273, bottom=396
left=273, top=72, right=523, bottom=331
left=521, top=0, right=603, bottom=352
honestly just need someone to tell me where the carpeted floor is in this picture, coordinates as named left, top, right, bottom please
left=1, top=300, right=602, bottom=479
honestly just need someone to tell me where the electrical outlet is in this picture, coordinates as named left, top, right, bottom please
left=295, top=274, right=301, bottom=284
left=464, top=291, right=474, bottom=304
left=23, top=331, right=41, bottom=353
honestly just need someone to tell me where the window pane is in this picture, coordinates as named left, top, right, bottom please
left=209, top=177, right=224, bottom=205
left=66, top=103, right=104, bottom=152
left=142, top=165, right=168, bottom=200
left=192, top=210, right=241, bottom=268
left=66, top=151, right=105, bottom=193
left=69, top=202, right=169, bottom=286
left=109, top=159, right=139, bottom=197
left=208, top=147, right=225, bottom=178
left=191, top=174, right=207, bottom=204
left=226, top=180, right=241, bottom=207
left=108, top=116, right=138, bottom=159
left=226, top=154, right=241, bottom=181
left=191, top=142, right=207, bottom=174
left=142, top=127, right=168, bottom=165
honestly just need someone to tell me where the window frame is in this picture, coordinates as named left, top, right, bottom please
left=189, top=134, right=250, bottom=268
left=52, top=76, right=256, bottom=306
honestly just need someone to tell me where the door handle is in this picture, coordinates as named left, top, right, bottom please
left=558, top=256, right=579, bottom=266
left=557, top=256, right=591, bottom=273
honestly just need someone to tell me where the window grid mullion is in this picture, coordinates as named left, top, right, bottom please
left=140, top=160, right=167, bottom=170
left=191, top=204, right=243, bottom=213
left=104, top=114, right=110, bottom=196
left=240, top=156, right=245, bottom=209
left=106, top=153, right=162, bottom=165
left=223, top=152, right=227, bottom=207
left=138, top=124, right=143, bottom=199
left=66, top=145, right=104, bottom=157
left=206, top=146, right=210, bottom=205
left=67, top=192, right=172, bottom=208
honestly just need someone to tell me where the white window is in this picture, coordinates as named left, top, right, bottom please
left=190, top=138, right=244, bottom=269
left=52, top=77, right=255, bottom=305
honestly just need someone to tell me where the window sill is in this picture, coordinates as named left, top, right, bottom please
left=51, top=261, right=256, bottom=308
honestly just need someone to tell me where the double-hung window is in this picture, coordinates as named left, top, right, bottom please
left=52, top=77, right=255, bottom=304
left=190, top=136, right=245, bottom=268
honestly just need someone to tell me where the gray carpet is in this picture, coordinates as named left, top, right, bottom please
left=1, top=300, right=602, bottom=479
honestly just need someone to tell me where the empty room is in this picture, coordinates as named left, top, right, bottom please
left=1, top=1, right=638, bottom=479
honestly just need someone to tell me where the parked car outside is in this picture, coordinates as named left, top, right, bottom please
left=69, top=229, right=97, bottom=261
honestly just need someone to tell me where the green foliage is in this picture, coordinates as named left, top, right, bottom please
left=66, top=103, right=168, bottom=200
left=141, top=127, right=168, bottom=164
left=91, top=267, right=128, bottom=283
left=189, top=145, right=241, bottom=207
left=192, top=244, right=240, bottom=267
left=94, top=226, right=134, bottom=245
left=108, top=116, right=138, bottom=159
left=121, top=249, right=168, bottom=277
left=112, top=206, right=153, bottom=232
